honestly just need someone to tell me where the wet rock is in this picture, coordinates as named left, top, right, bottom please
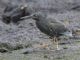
left=43, top=55, right=48, bottom=58
left=0, top=48, right=8, bottom=53
left=0, top=42, right=26, bottom=51
left=0, top=42, right=12, bottom=49
left=63, top=46, right=68, bottom=49
left=22, top=48, right=35, bottom=54
left=2, top=3, right=35, bottom=24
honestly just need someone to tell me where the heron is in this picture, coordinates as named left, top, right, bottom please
left=22, top=12, right=73, bottom=50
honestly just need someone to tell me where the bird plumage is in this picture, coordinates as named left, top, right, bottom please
left=36, top=18, right=68, bottom=37
left=21, top=12, right=72, bottom=38
left=26, top=12, right=72, bottom=37
left=21, top=12, right=73, bottom=50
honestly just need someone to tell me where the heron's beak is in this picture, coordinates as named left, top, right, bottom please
left=20, top=14, right=33, bottom=20
left=21, top=12, right=40, bottom=20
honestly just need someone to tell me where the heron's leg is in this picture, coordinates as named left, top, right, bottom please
left=55, top=37, right=59, bottom=50
left=53, top=37, right=59, bottom=50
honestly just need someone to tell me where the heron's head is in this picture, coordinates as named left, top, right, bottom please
left=31, top=12, right=47, bottom=20
left=21, top=12, right=47, bottom=21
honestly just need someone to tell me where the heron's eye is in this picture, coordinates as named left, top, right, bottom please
left=33, top=14, right=37, bottom=17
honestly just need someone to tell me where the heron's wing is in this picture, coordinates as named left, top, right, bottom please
left=47, top=20, right=67, bottom=34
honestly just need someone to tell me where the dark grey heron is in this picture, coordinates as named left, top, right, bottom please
left=21, top=12, right=73, bottom=50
